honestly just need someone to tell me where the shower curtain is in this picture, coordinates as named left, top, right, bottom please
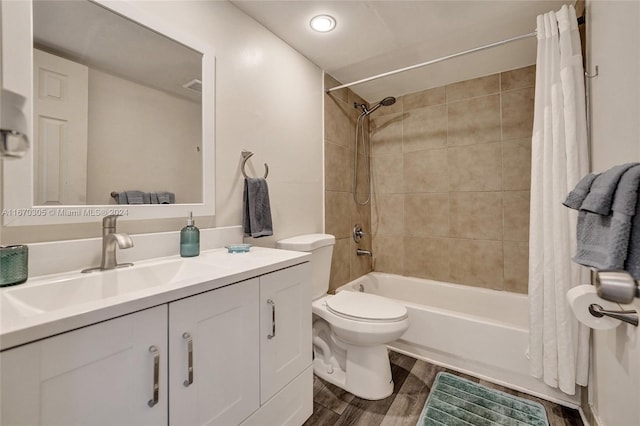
left=528, top=5, right=590, bottom=395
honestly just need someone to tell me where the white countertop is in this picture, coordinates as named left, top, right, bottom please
left=0, top=247, right=309, bottom=351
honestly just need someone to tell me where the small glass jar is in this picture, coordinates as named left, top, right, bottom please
left=0, top=245, right=28, bottom=287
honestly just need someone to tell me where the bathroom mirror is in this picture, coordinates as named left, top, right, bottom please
left=1, top=0, right=215, bottom=226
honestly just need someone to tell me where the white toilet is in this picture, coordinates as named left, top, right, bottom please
left=277, top=234, right=409, bottom=400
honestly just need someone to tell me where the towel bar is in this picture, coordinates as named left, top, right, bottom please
left=241, top=150, right=268, bottom=179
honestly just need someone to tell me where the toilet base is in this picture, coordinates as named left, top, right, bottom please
left=313, top=343, right=394, bottom=400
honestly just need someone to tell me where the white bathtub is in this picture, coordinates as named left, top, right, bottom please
left=337, top=272, right=580, bottom=407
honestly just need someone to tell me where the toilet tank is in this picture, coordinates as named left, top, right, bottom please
left=276, top=234, right=335, bottom=300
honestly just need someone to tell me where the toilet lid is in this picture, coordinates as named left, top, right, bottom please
left=326, top=291, right=407, bottom=321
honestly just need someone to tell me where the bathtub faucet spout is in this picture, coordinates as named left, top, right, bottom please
left=356, top=249, right=372, bottom=257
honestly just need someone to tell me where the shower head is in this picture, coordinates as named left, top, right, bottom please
left=362, top=96, right=397, bottom=116
left=379, top=96, right=396, bottom=106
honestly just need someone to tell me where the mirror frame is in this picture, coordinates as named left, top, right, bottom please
left=1, top=0, right=215, bottom=226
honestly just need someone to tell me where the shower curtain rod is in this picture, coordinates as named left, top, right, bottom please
left=325, top=15, right=585, bottom=94
left=326, top=31, right=536, bottom=93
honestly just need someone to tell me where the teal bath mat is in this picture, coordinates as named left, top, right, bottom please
left=417, top=372, right=549, bottom=426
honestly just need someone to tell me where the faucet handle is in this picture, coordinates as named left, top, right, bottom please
left=102, top=214, right=122, bottom=229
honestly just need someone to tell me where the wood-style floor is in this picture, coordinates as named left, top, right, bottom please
left=303, top=351, right=583, bottom=426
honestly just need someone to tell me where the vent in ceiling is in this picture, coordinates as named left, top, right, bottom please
left=183, top=79, right=202, bottom=93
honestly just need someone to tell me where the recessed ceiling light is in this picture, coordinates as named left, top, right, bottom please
left=310, top=15, right=336, bottom=33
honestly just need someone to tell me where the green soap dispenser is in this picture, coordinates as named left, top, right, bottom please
left=180, top=212, right=200, bottom=257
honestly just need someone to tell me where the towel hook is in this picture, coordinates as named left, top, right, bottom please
left=241, top=150, right=269, bottom=179
left=585, top=65, right=599, bottom=79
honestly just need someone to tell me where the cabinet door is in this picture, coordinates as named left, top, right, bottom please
left=169, top=278, right=260, bottom=426
left=0, top=305, right=168, bottom=426
left=260, top=263, right=312, bottom=403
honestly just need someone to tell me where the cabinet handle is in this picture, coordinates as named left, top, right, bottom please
left=267, top=299, right=276, bottom=339
left=148, top=345, right=160, bottom=407
left=182, top=332, right=194, bottom=387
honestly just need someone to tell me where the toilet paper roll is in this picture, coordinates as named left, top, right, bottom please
left=567, top=285, right=621, bottom=330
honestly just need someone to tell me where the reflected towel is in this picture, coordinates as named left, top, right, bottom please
left=243, top=178, right=273, bottom=238
left=150, top=191, right=175, bottom=204
left=117, top=191, right=151, bottom=204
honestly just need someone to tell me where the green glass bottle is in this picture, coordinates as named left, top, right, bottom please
left=180, top=212, right=200, bottom=257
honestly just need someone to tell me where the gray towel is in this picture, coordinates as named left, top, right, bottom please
left=149, top=192, right=175, bottom=204
left=625, top=196, right=640, bottom=279
left=563, top=173, right=598, bottom=209
left=125, top=190, right=150, bottom=204
left=580, top=163, right=638, bottom=214
left=117, top=190, right=152, bottom=204
left=570, top=165, right=640, bottom=274
left=243, top=178, right=273, bottom=238
left=157, top=191, right=175, bottom=204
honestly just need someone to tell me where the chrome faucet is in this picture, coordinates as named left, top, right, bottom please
left=82, top=215, right=134, bottom=273
left=356, top=249, right=372, bottom=257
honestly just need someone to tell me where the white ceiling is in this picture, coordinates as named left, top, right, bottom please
left=33, top=0, right=202, bottom=102
left=232, top=0, right=570, bottom=102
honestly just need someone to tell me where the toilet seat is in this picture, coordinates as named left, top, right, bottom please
left=325, top=291, right=408, bottom=322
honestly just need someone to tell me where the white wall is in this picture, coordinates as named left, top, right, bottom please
left=1, top=0, right=324, bottom=246
left=86, top=68, right=202, bottom=205
left=587, top=1, right=640, bottom=425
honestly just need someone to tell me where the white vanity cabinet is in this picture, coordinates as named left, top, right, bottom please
left=168, top=278, right=260, bottom=426
left=0, top=260, right=312, bottom=426
left=259, top=265, right=312, bottom=403
left=0, top=305, right=169, bottom=426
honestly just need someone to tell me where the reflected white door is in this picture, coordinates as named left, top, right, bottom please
left=33, top=48, right=88, bottom=205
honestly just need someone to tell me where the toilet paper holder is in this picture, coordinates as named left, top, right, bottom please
left=591, top=270, right=639, bottom=327
left=588, top=304, right=638, bottom=327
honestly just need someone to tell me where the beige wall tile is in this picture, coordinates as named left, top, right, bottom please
left=446, top=74, right=500, bottom=103
left=350, top=197, right=371, bottom=234
left=404, top=193, right=449, bottom=237
left=324, top=94, right=351, bottom=147
left=448, top=94, right=501, bottom=146
left=502, top=87, right=535, bottom=141
left=403, top=86, right=445, bottom=111
left=503, top=139, right=532, bottom=191
left=325, top=190, right=351, bottom=239
left=372, top=154, right=404, bottom=194
left=501, top=65, right=536, bottom=92
left=353, top=149, right=371, bottom=196
left=449, top=239, right=504, bottom=289
left=372, top=194, right=404, bottom=235
left=504, top=241, right=529, bottom=293
left=372, top=235, right=404, bottom=274
left=450, top=192, right=503, bottom=240
left=448, top=142, right=502, bottom=191
left=404, top=237, right=450, bottom=281
left=404, top=148, right=449, bottom=192
left=329, top=237, right=350, bottom=292
left=325, top=73, right=347, bottom=102
left=371, top=112, right=403, bottom=156
left=325, top=141, right=352, bottom=192
left=504, top=191, right=530, bottom=241
left=403, top=105, right=447, bottom=152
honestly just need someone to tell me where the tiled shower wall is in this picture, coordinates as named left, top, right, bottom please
left=324, top=74, right=372, bottom=292
left=370, top=66, right=535, bottom=293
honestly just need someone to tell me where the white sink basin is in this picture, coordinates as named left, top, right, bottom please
left=1, top=258, right=215, bottom=317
